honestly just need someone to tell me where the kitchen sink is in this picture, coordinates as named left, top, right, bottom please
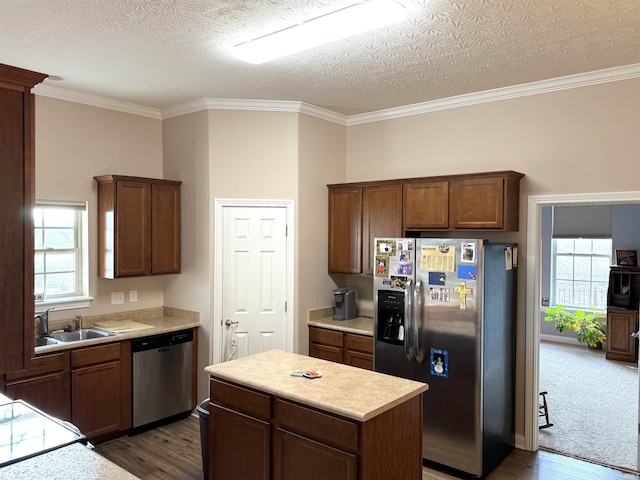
left=34, top=335, right=60, bottom=347
left=51, top=328, right=115, bottom=343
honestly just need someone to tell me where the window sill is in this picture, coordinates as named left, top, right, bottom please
left=35, top=296, right=94, bottom=313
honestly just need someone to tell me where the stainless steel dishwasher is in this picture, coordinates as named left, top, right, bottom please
left=131, top=329, right=193, bottom=429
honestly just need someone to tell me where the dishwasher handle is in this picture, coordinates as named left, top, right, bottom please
left=131, top=329, right=193, bottom=353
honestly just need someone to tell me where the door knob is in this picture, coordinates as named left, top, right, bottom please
left=631, top=331, right=640, bottom=339
left=225, top=319, right=239, bottom=327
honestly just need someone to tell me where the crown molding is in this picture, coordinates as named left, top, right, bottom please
left=32, top=84, right=162, bottom=119
left=347, top=63, right=640, bottom=126
left=31, top=63, right=640, bottom=125
left=162, top=98, right=347, bottom=125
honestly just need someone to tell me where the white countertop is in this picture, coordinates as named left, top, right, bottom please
left=205, top=349, right=427, bottom=422
left=0, top=443, right=139, bottom=480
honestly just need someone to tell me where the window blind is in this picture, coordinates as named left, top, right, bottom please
left=552, top=205, right=612, bottom=238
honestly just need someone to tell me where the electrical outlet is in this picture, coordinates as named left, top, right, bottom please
left=34, top=292, right=44, bottom=302
left=129, top=290, right=138, bottom=303
left=111, top=291, right=125, bottom=305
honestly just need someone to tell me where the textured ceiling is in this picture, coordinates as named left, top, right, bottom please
left=1, top=0, right=639, bottom=115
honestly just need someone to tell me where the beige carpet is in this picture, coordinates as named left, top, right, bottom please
left=539, top=340, right=638, bottom=472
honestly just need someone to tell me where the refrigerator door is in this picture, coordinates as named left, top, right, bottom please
left=414, top=239, right=484, bottom=476
left=373, top=238, right=416, bottom=380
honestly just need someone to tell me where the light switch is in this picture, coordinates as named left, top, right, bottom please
left=111, top=291, right=125, bottom=305
left=129, top=290, right=138, bottom=303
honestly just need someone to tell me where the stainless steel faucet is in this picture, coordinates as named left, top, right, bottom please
left=35, top=307, right=54, bottom=337
left=75, top=315, right=83, bottom=330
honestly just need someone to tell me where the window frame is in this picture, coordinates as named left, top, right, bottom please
left=34, top=200, right=92, bottom=312
left=550, top=237, right=612, bottom=312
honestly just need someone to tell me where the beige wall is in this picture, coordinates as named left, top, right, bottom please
left=34, top=96, right=166, bottom=325
left=162, top=110, right=211, bottom=403
left=345, top=77, right=640, bottom=441
left=297, top=114, right=347, bottom=354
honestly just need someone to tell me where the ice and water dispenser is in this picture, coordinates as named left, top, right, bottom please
left=377, top=290, right=405, bottom=345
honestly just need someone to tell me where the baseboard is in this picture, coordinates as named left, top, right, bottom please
left=539, top=334, right=580, bottom=345
left=515, top=433, right=526, bottom=450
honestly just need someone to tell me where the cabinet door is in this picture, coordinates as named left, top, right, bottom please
left=362, top=183, right=403, bottom=275
left=116, top=180, right=152, bottom=276
left=328, top=187, right=362, bottom=274
left=5, top=372, right=71, bottom=420
left=450, top=177, right=504, bottom=229
left=151, top=182, right=181, bottom=274
left=210, top=403, right=270, bottom=480
left=4, top=351, right=71, bottom=420
left=606, top=309, right=638, bottom=362
left=71, top=360, right=122, bottom=438
left=403, top=181, right=449, bottom=230
left=273, top=428, right=357, bottom=480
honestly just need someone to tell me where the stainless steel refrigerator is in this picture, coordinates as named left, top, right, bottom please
left=373, top=238, right=517, bottom=478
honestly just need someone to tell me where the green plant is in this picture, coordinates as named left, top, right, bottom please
left=544, top=305, right=606, bottom=347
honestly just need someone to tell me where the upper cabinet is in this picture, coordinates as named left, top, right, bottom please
left=94, top=175, right=182, bottom=279
left=449, top=173, right=522, bottom=231
left=328, top=171, right=524, bottom=275
left=328, top=182, right=402, bottom=275
left=403, top=171, right=523, bottom=233
left=0, top=64, right=47, bottom=375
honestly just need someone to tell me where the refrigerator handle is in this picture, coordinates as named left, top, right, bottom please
left=404, top=278, right=415, bottom=362
left=414, top=280, right=426, bottom=363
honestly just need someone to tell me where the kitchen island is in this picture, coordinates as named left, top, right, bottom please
left=205, top=349, right=427, bottom=480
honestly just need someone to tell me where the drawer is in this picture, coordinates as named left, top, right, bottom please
left=5, top=351, right=68, bottom=380
left=344, top=333, right=372, bottom=354
left=71, top=343, right=121, bottom=369
left=344, top=350, right=373, bottom=370
left=309, top=327, right=343, bottom=348
left=273, top=398, right=359, bottom=452
left=309, top=343, right=343, bottom=364
left=210, top=377, right=271, bottom=421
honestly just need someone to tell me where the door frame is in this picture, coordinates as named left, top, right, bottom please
left=212, top=198, right=295, bottom=365
left=524, top=190, right=640, bottom=452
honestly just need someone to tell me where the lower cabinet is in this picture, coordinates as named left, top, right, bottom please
left=2, top=341, right=132, bottom=442
left=309, top=326, right=373, bottom=370
left=209, top=377, right=421, bottom=480
left=71, top=343, right=125, bottom=439
left=3, top=351, right=71, bottom=420
left=273, top=428, right=357, bottom=480
left=606, top=308, right=639, bottom=362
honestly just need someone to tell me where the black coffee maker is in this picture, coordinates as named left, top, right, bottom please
left=333, top=288, right=357, bottom=320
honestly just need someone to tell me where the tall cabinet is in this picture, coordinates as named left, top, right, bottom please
left=0, top=64, right=47, bottom=375
left=606, top=266, right=640, bottom=362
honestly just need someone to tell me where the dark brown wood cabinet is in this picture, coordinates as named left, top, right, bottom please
left=449, top=174, right=521, bottom=230
left=209, top=376, right=421, bottom=480
left=329, top=171, right=523, bottom=275
left=94, top=175, right=181, bottom=278
left=606, top=309, right=638, bottom=362
left=71, top=342, right=130, bottom=439
left=403, top=180, right=449, bottom=230
left=328, top=182, right=403, bottom=274
left=0, top=64, right=47, bottom=375
left=3, top=351, right=71, bottom=420
left=309, top=326, right=373, bottom=370
left=328, top=186, right=362, bottom=274
left=606, top=266, right=640, bottom=362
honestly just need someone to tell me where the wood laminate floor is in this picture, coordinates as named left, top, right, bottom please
left=96, top=415, right=639, bottom=480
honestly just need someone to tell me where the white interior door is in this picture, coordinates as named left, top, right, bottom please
left=221, top=205, right=288, bottom=360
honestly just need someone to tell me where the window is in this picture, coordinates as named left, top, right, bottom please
left=551, top=238, right=612, bottom=310
left=34, top=201, right=90, bottom=309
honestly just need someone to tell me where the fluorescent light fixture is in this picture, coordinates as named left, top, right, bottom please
left=233, top=0, right=408, bottom=64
